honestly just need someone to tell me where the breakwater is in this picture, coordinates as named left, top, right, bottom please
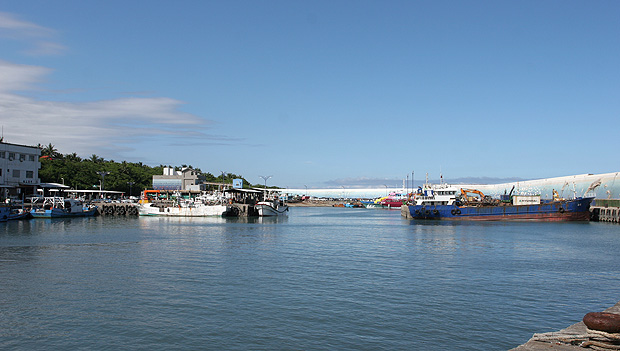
left=94, top=202, right=139, bottom=216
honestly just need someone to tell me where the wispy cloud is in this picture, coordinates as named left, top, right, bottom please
left=0, top=60, right=224, bottom=158
left=0, top=12, right=66, bottom=56
left=0, top=11, right=239, bottom=162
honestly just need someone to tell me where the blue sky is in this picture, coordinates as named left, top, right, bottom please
left=1, top=1, right=619, bottom=188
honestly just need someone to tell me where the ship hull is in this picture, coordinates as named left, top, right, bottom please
left=256, top=202, right=289, bottom=216
left=138, top=203, right=227, bottom=217
left=31, top=207, right=98, bottom=218
left=406, top=197, right=593, bottom=221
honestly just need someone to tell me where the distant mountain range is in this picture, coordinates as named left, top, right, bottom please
left=322, top=176, right=527, bottom=189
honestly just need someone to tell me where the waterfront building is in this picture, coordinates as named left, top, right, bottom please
left=0, top=141, right=41, bottom=199
left=152, top=167, right=207, bottom=191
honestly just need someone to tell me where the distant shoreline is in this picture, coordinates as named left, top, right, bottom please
left=287, top=200, right=341, bottom=207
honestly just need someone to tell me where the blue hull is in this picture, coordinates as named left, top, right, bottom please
left=407, top=197, right=593, bottom=221
left=31, top=208, right=98, bottom=218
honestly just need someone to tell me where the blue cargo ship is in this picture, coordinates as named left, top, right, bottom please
left=404, top=184, right=593, bottom=221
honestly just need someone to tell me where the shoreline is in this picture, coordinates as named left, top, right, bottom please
left=287, top=200, right=342, bottom=207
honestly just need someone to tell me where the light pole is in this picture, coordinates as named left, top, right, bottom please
left=221, top=171, right=227, bottom=191
left=259, top=175, right=272, bottom=201
left=304, top=185, right=307, bottom=196
left=127, top=181, right=134, bottom=198
left=259, top=175, right=272, bottom=189
left=97, top=171, right=110, bottom=198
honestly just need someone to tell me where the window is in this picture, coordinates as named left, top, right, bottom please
left=8, top=152, right=15, bottom=160
left=19, top=154, right=25, bottom=162
left=12, top=169, right=20, bottom=178
left=29, top=155, right=35, bottom=162
left=26, top=171, right=34, bottom=178
left=0, top=151, right=5, bottom=158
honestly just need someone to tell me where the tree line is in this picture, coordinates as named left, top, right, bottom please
left=38, top=143, right=264, bottom=196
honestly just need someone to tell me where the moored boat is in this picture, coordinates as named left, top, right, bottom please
left=256, top=198, right=289, bottom=216
left=30, top=197, right=98, bottom=218
left=405, top=183, right=593, bottom=221
left=372, top=191, right=407, bottom=208
left=138, top=201, right=228, bottom=216
left=8, top=208, right=32, bottom=220
left=138, top=192, right=228, bottom=217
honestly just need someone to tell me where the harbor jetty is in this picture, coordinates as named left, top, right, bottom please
left=512, top=301, right=620, bottom=350
left=590, top=199, right=620, bottom=223
left=95, top=202, right=139, bottom=216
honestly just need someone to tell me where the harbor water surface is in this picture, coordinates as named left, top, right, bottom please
left=1, top=207, right=619, bottom=350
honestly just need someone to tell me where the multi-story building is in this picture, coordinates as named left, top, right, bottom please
left=0, top=141, right=41, bottom=199
left=152, top=167, right=206, bottom=191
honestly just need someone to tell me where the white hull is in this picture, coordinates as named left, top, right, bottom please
left=256, top=202, right=289, bottom=216
left=139, top=203, right=227, bottom=217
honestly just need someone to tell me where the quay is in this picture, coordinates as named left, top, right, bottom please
left=512, top=301, right=620, bottom=350
left=590, top=199, right=620, bottom=223
left=95, top=202, right=139, bottom=216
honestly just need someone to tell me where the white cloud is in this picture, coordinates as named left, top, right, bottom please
left=0, top=11, right=66, bottom=55
left=0, top=60, right=218, bottom=159
left=0, top=12, right=236, bottom=163
left=0, top=60, right=51, bottom=91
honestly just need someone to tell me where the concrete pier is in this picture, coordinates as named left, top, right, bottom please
left=511, top=301, right=620, bottom=350
left=590, top=199, right=620, bottom=223
left=95, top=203, right=139, bottom=216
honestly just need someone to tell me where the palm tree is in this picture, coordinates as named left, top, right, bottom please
left=41, top=143, right=58, bottom=158
left=89, top=154, right=103, bottom=163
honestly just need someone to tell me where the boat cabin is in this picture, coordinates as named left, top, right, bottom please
left=412, top=184, right=459, bottom=206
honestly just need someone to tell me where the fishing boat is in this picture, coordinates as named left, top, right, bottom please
left=256, top=196, right=289, bottom=216
left=30, top=197, right=98, bottom=218
left=404, top=183, right=593, bottom=221
left=138, top=192, right=228, bottom=217
left=138, top=201, right=228, bottom=216
left=8, top=208, right=32, bottom=220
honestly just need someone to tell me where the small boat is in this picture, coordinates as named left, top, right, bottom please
left=8, top=208, right=32, bottom=220
left=30, top=197, right=98, bottom=218
left=370, top=192, right=407, bottom=208
left=256, top=199, right=289, bottom=216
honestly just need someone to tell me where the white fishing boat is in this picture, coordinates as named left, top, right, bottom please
left=256, top=198, right=289, bottom=216
left=138, top=192, right=228, bottom=217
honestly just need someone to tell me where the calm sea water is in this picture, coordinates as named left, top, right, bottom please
left=1, top=207, right=619, bottom=350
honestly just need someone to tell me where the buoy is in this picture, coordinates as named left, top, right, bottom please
left=583, top=312, right=620, bottom=333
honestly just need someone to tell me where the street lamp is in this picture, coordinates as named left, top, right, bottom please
left=127, top=181, right=134, bottom=197
left=304, top=185, right=308, bottom=196
left=97, top=171, right=110, bottom=198
left=221, top=171, right=227, bottom=191
left=259, top=175, right=272, bottom=189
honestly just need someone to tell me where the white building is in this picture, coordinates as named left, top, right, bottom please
left=0, top=141, right=41, bottom=199
left=152, top=167, right=206, bottom=191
